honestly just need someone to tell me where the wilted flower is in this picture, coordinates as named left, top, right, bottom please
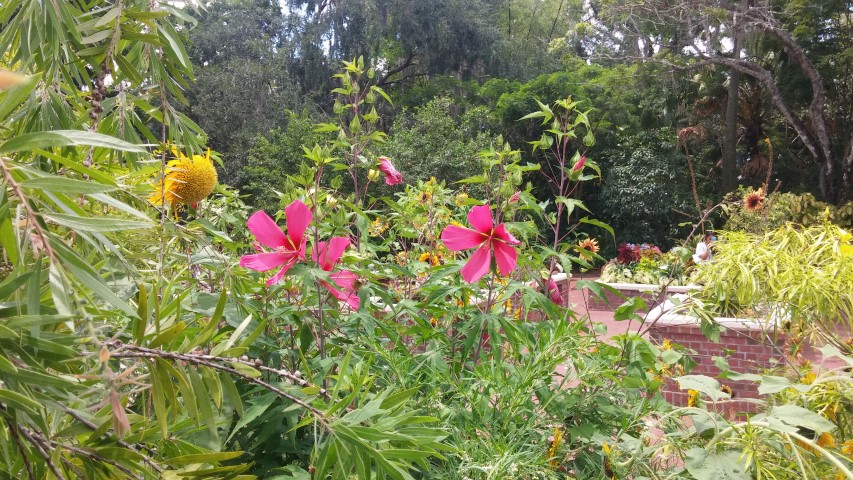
left=509, top=191, right=521, bottom=204
left=378, top=156, right=402, bottom=185
left=546, top=278, right=564, bottom=305
left=744, top=188, right=765, bottom=212
left=239, top=200, right=311, bottom=286
left=149, top=147, right=218, bottom=208
left=440, top=204, right=520, bottom=283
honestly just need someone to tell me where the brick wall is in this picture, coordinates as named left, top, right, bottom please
left=648, top=321, right=787, bottom=414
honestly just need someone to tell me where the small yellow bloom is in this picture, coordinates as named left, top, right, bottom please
left=801, top=372, right=817, bottom=385
left=661, top=338, right=672, bottom=351
left=840, top=440, right=853, bottom=459
left=687, top=389, right=700, bottom=407
left=455, top=192, right=469, bottom=207
left=817, top=432, right=836, bottom=448
left=602, top=441, right=612, bottom=456
left=149, top=147, right=218, bottom=207
left=720, top=384, right=733, bottom=396
left=548, top=428, right=564, bottom=467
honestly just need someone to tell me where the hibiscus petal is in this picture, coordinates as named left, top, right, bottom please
left=492, top=240, right=518, bottom=276
left=312, top=237, right=351, bottom=271
left=239, top=252, right=290, bottom=272
left=284, top=200, right=312, bottom=248
left=493, top=223, right=520, bottom=245
left=329, top=270, right=361, bottom=309
left=460, top=243, right=492, bottom=283
left=246, top=210, right=288, bottom=248
left=441, top=225, right=486, bottom=251
left=547, top=278, right=564, bottom=305
left=467, top=204, right=494, bottom=234
left=266, top=257, right=298, bottom=286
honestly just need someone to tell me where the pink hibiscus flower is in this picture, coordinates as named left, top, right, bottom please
left=573, top=154, right=586, bottom=172
left=440, top=204, right=520, bottom=283
left=239, top=200, right=312, bottom=286
left=546, top=278, right=564, bottom=305
left=312, top=237, right=361, bottom=310
left=378, top=157, right=402, bottom=186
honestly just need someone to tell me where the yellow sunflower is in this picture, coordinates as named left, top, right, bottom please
left=149, top=147, right=218, bottom=207
left=577, top=238, right=600, bottom=254
left=743, top=188, right=765, bottom=212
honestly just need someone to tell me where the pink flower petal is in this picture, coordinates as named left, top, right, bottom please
left=573, top=155, right=586, bottom=172
left=467, top=204, right=494, bottom=234
left=329, top=270, right=360, bottom=309
left=460, top=243, right=492, bottom=283
left=378, top=157, right=403, bottom=186
left=267, top=260, right=296, bottom=286
left=239, top=252, right=290, bottom=272
left=284, top=200, right=312, bottom=250
left=441, top=225, right=486, bottom=251
left=246, top=211, right=288, bottom=248
left=547, top=278, right=564, bottom=305
left=312, top=237, right=351, bottom=271
left=492, top=223, right=520, bottom=245
left=492, top=240, right=518, bottom=276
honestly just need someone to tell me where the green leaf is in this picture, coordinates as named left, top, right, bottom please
left=0, top=388, right=42, bottom=415
left=579, top=216, right=614, bottom=239
left=157, top=24, right=191, bottom=70
left=226, top=392, right=277, bottom=442
left=43, top=213, right=152, bottom=232
left=19, top=176, right=118, bottom=194
left=167, top=451, right=244, bottom=466
left=763, top=405, right=835, bottom=434
left=0, top=73, right=39, bottom=120
left=673, top=375, right=727, bottom=401
left=684, top=448, right=749, bottom=480
left=0, top=130, right=146, bottom=153
left=80, top=29, right=113, bottom=44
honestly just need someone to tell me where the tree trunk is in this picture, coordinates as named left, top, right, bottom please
left=721, top=0, right=746, bottom=195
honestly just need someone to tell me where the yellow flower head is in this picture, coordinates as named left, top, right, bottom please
left=817, top=432, right=836, bottom=448
left=548, top=428, right=564, bottom=467
left=801, top=371, right=817, bottom=385
left=149, top=147, right=218, bottom=207
left=744, top=188, right=765, bottom=212
left=840, top=440, right=853, bottom=459
left=576, top=238, right=600, bottom=254
left=661, top=338, right=672, bottom=351
left=687, top=389, right=700, bottom=407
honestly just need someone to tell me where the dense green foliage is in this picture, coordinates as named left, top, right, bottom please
left=2, top=1, right=853, bottom=479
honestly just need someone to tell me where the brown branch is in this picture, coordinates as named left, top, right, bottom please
left=742, top=8, right=834, bottom=172
left=60, top=405, right=162, bottom=473
left=643, top=56, right=824, bottom=169
left=3, top=417, right=35, bottom=480
left=14, top=424, right=66, bottom=480
left=0, top=156, right=58, bottom=264
left=376, top=53, right=416, bottom=87
left=103, top=342, right=330, bottom=423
